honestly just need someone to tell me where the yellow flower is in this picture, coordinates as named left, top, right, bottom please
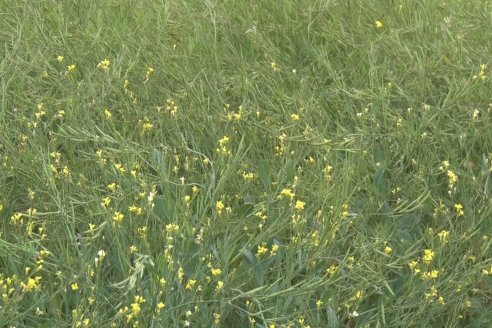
left=137, top=225, right=147, bottom=238
left=291, top=113, right=300, bottom=121
left=279, top=188, right=295, bottom=200
left=437, top=230, right=449, bottom=242
left=215, top=280, right=224, bottom=291
left=454, top=203, right=464, bottom=217
left=61, top=166, right=71, bottom=179
left=185, top=279, right=196, bottom=290
left=408, top=260, right=419, bottom=271
left=384, top=246, right=392, bottom=255
left=178, top=267, right=184, bottom=282
left=341, top=203, right=349, bottom=218
left=422, top=249, right=435, bottom=264
left=219, top=136, right=229, bottom=147
left=97, top=58, right=111, bottom=70
left=50, top=151, right=61, bottom=162
left=270, top=244, right=279, bottom=256
left=113, top=163, right=126, bottom=173
left=215, top=200, right=225, bottom=214
left=131, top=302, right=141, bottom=317
left=421, top=270, right=439, bottom=281
left=165, top=223, right=179, bottom=234
left=101, top=197, right=111, bottom=208
left=217, top=136, right=231, bottom=155
left=141, top=117, right=154, bottom=132
left=11, top=212, right=23, bottom=225
left=35, top=108, right=46, bottom=119
left=294, top=200, right=305, bottom=211
left=71, top=282, right=79, bottom=291
left=242, top=172, right=255, bottom=181
left=326, top=264, right=338, bottom=275
left=128, top=205, right=143, bottom=215
left=21, top=277, right=42, bottom=292
left=131, top=295, right=146, bottom=317
left=425, top=286, right=438, bottom=300
left=211, top=268, right=222, bottom=277
left=213, top=313, right=221, bottom=325
left=474, top=64, right=487, bottom=80
left=56, top=55, right=64, bottom=62
left=156, top=302, right=165, bottom=313
left=107, top=182, right=117, bottom=192
left=375, top=20, right=383, bottom=28
left=323, top=165, right=333, bottom=180
left=256, top=245, right=268, bottom=257
left=354, top=290, right=364, bottom=300
left=67, top=64, right=76, bottom=72
left=112, top=212, right=124, bottom=225
left=447, top=170, right=458, bottom=187
left=226, top=106, right=242, bottom=121
left=440, top=161, right=450, bottom=170
left=104, top=109, right=112, bottom=119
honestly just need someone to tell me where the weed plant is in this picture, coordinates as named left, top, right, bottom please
left=0, top=1, right=491, bottom=327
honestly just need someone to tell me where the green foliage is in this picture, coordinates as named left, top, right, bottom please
left=0, top=0, right=491, bottom=327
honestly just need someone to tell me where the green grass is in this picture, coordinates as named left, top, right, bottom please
left=0, top=0, right=491, bottom=327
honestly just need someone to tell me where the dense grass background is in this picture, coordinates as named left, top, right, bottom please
left=0, top=0, right=491, bottom=327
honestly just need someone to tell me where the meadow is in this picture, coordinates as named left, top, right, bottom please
left=0, top=0, right=491, bottom=327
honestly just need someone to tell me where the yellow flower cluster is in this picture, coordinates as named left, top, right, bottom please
left=279, top=188, right=295, bottom=200
left=128, top=205, right=143, bottom=216
left=421, top=270, right=440, bottom=281
left=473, top=64, right=487, bottom=80
left=225, top=104, right=243, bottom=121
left=454, top=203, right=464, bottom=217
left=140, top=116, right=154, bottom=132
left=294, top=200, right=305, bottom=211
left=422, top=249, right=435, bottom=264
left=425, top=286, right=445, bottom=305
left=118, top=295, right=146, bottom=324
left=216, top=136, right=231, bottom=155
left=256, top=244, right=269, bottom=257
left=215, top=200, right=225, bottom=215
left=437, top=230, right=449, bottom=242
left=97, top=58, right=111, bottom=70
left=112, top=211, right=124, bottom=225
left=185, top=279, right=196, bottom=290
left=21, top=276, right=42, bottom=292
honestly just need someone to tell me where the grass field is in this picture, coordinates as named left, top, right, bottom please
left=1, top=0, right=491, bottom=327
